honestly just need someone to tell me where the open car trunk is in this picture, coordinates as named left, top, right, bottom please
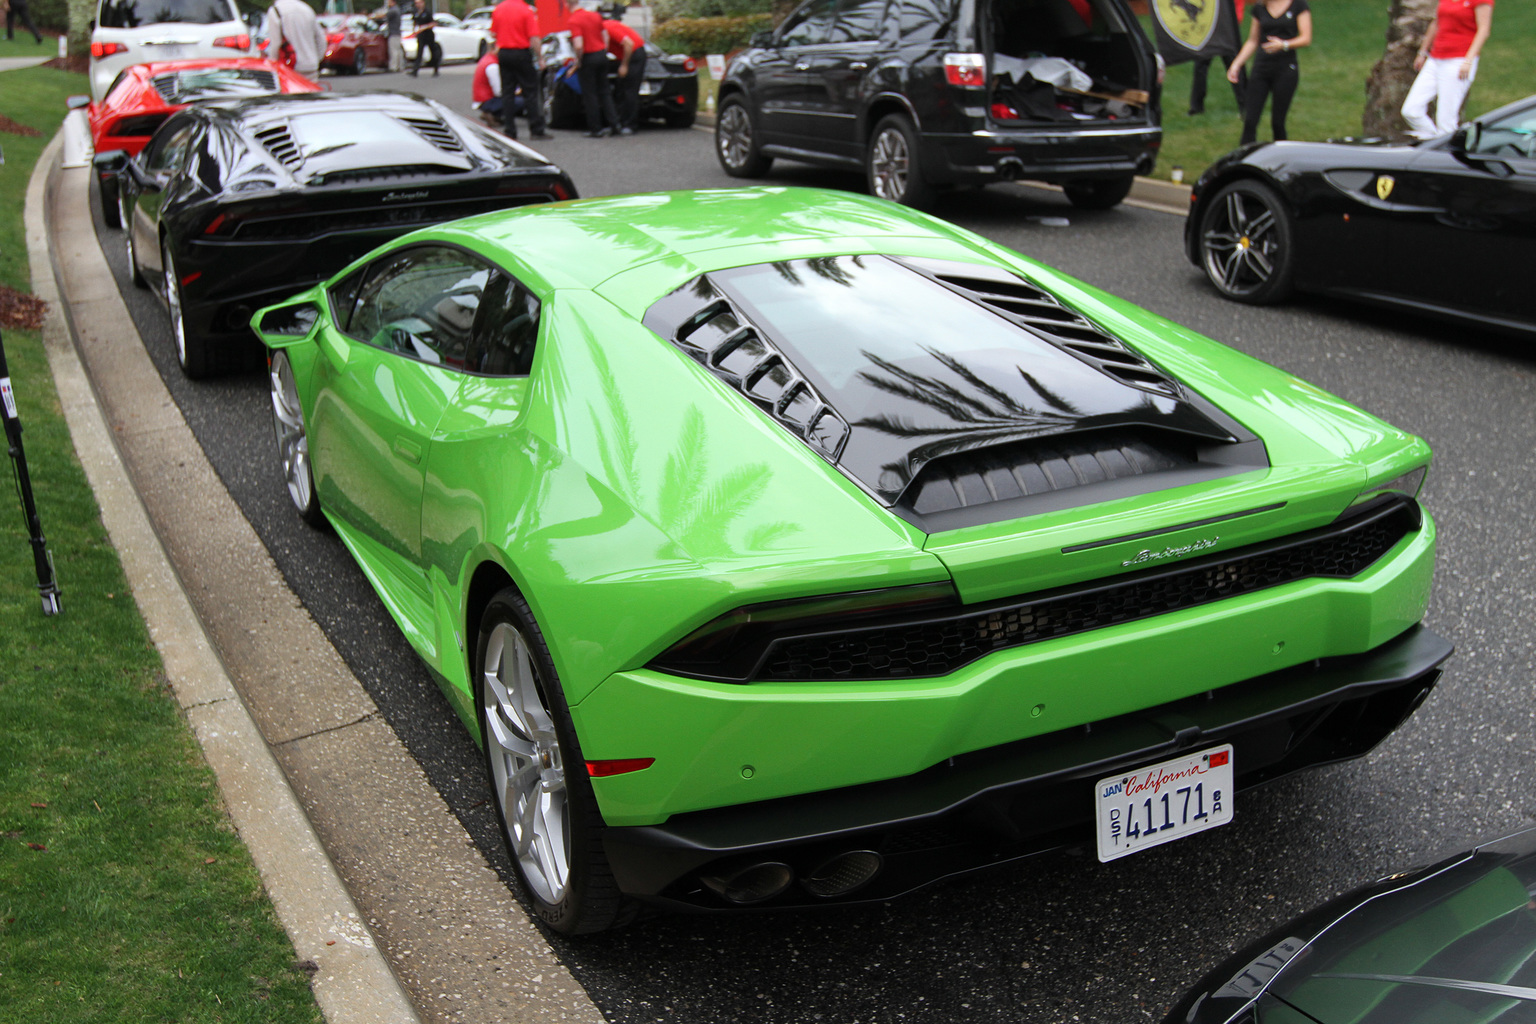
left=982, top=0, right=1153, bottom=126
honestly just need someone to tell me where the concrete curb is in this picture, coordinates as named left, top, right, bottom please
left=26, top=130, right=425, bottom=1024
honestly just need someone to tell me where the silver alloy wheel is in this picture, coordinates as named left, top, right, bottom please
left=717, top=103, right=752, bottom=170
left=269, top=352, right=313, bottom=515
left=1202, top=189, right=1278, bottom=295
left=163, top=243, right=188, bottom=367
left=869, top=125, right=910, bottom=202
left=482, top=620, right=571, bottom=905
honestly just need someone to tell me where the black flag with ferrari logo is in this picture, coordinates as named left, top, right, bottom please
left=1151, top=0, right=1242, bottom=65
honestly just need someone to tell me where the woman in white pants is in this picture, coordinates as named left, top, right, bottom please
left=1402, top=0, right=1494, bottom=139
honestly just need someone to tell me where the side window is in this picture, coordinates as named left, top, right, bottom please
left=328, top=262, right=370, bottom=334
left=897, top=0, right=951, bottom=42
left=1472, top=109, right=1536, bottom=161
left=143, top=121, right=198, bottom=175
left=778, top=0, right=839, bottom=45
left=830, top=0, right=886, bottom=43
left=466, top=272, right=541, bottom=377
left=347, top=247, right=492, bottom=367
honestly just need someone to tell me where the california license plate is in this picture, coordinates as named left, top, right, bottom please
left=1095, top=744, right=1233, bottom=862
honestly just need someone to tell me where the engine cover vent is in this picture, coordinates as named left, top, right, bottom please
left=253, top=123, right=301, bottom=169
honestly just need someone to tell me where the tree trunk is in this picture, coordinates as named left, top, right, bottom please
left=67, top=0, right=93, bottom=57
left=1363, top=0, right=1437, bottom=140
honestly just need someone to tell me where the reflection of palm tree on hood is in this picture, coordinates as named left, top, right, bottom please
left=856, top=346, right=1084, bottom=441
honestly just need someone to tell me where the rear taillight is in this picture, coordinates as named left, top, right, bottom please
left=91, top=41, right=128, bottom=59
left=213, top=33, right=250, bottom=50
left=325, top=33, right=343, bottom=43
left=681, top=56, right=697, bottom=72
left=943, top=52, right=985, bottom=88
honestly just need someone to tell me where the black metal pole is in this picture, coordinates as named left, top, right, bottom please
left=0, top=329, right=62, bottom=615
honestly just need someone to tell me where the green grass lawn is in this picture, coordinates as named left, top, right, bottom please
left=0, top=33, right=61, bottom=59
left=1151, top=1, right=1535, bottom=181
left=0, top=65, right=324, bottom=1024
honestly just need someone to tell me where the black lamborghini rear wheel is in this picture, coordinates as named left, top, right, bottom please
left=1198, top=179, right=1295, bottom=305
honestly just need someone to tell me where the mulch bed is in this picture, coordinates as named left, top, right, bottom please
left=42, top=55, right=89, bottom=74
left=0, top=114, right=41, bottom=137
left=0, top=285, right=48, bottom=331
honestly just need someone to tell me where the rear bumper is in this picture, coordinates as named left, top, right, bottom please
left=923, top=124, right=1161, bottom=186
left=603, top=623, right=1451, bottom=910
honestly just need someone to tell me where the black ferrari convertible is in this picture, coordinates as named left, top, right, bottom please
left=1186, top=94, right=1535, bottom=337
left=97, top=91, right=576, bottom=377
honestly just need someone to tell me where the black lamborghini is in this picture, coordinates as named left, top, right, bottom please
left=97, top=90, right=576, bottom=377
left=1185, top=94, right=1535, bottom=337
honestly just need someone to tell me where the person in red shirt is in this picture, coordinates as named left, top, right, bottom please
left=569, top=1, right=620, bottom=137
left=472, top=50, right=504, bottom=126
left=603, top=17, right=645, bottom=135
left=491, top=0, right=549, bottom=139
left=1402, top=0, right=1494, bottom=139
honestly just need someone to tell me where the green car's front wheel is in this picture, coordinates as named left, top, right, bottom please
left=476, top=588, right=632, bottom=935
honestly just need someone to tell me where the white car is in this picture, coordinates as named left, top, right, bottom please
left=90, top=0, right=252, bottom=101
left=402, top=12, right=492, bottom=64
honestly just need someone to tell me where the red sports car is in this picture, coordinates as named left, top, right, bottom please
left=319, top=15, right=389, bottom=76
left=78, top=58, right=320, bottom=227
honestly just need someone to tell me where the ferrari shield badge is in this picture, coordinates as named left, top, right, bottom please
left=1154, top=0, right=1219, bottom=51
left=1376, top=175, right=1396, bottom=201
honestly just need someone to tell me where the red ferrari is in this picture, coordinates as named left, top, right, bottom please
left=77, top=58, right=320, bottom=227
left=319, top=15, right=389, bottom=75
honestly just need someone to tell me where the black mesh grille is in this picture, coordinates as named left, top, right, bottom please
left=756, top=503, right=1416, bottom=682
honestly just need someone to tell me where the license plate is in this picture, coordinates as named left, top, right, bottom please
left=639, top=81, right=659, bottom=95
left=150, top=44, right=189, bottom=59
left=1095, top=744, right=1233, bottom=862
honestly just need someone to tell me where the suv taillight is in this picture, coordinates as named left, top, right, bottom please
left=214, top=33, right=250, bottom=49
left=91, top=41, right=128, bottom=59
left=943, top=53, right=985, bottom=88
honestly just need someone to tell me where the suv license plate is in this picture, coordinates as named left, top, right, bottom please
left=1095, top=745, right=1233, bottom=862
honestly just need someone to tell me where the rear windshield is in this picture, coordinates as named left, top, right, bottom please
left=153, top=68, right=280, bottom=102
left=98, top=0, right=236, bottom=29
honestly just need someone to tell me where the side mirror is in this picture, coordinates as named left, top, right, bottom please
left=66, top=95, right=91, bottom=111
left=92, top=149, right=127, bottom=175
left=252, top=298, right=323, bottom=348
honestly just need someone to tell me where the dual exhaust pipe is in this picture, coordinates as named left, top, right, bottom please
left=700, top=849, right=884, bottom=905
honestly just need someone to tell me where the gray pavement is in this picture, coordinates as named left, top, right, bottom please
left=29, top=130, right=603, bottom=1024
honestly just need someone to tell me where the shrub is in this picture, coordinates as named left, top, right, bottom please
left=652, top=0, right=772, bottom=21
left=30, top=0, right=68, bottom=31
left=652, top=13, right=773, bottom=54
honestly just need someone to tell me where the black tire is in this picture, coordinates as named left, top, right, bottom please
left=1062, top=174, right=1135, bottom=210
left=353, top=47, right=367, bottom=75
left=124, top=194, right=147, bottom=289
left=545, top=76, right=583, bottom=130
left=715, top=96, right=771, bottom=178
left=476, top=588, right=634, bottom=935
left=1197, top=179, right=1295, bottom=305
left=163, top=240, right=211, bottom=378
left=663, top=104, right=696, bottom=129
left=478, top=39, right=489, bottom=58
left=100, top=175, right=120, bottom=229
left=269, top=350, right=326, bottom=528
left=865, top=114, right=933, bottom=209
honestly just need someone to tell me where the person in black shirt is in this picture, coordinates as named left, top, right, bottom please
left=409, top=0, right=441, bottom=77
left=1228, top=0, right=1312, bottom=145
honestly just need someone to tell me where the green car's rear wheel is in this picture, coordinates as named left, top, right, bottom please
left=269, top=350, right=325, bottom=527
left=476, top=588, right=632, bottom=935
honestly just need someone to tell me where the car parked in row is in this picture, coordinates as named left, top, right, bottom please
left=74, top=58, right=320, bottom=228
left=252, top=186, right=1446, bottom=934
left=90, top=0, right=254, bottom=101
left=716, top=0, right=1162, bottom=208
left=318, top=14, right=390, bottom=76
left=1187, top=93, right=1536, bottom=337
left=97, top=90, right=575, bottom=377
left=403, top=11, right=493, bottom=63
left=542, top=35, right=700, bottom=130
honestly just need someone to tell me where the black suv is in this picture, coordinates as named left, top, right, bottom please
left=715, top=0, right=1161, bottom=209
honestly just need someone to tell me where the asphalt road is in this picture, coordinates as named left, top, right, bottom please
left=92, top=63, right=1536, bottom=1023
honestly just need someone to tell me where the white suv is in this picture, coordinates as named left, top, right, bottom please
left=90, top=0, right=252, bottom=101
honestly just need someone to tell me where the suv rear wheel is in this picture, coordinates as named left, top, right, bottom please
left=1062, top=174, right=1135, bottom=210
left=866, top=114, right=933, bottom=209
left=716, top=97, right=772, bottom=178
